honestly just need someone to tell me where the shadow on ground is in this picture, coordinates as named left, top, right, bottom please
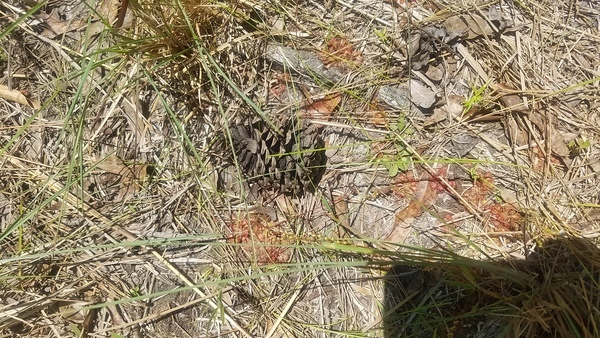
left=383, top=236, right=600, bottom=338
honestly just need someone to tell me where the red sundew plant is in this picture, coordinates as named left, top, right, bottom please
left=392, top=167, right=455, bottom=199
left=319, top=36, right=364, bottom=68
left=463, top=169, right=523, bottom=231
left=485, top=202, right=521, bottom=231
left=227, top=214, right=293, bottom=264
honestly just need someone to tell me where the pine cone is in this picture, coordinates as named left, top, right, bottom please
left=229, top=116, right=325, bottom=194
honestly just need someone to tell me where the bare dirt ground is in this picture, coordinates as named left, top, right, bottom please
left=1, top=0, right=600, bottom=337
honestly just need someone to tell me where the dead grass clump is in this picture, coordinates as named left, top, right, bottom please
left=126, top=0, right=263, bottom=122
left=1, top=0, right=600, bottom=336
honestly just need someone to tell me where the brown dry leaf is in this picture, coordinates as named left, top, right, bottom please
left=81, top=306, right=99, bottom=337
left=499, top=93, right=529, bottom=112
left=58, top=291, right=98, bottom=325
left=494, top=84, right=570, bottom=158
left=98, top=0, right=124, bottom=24
left=585, top=209, right=600, bottom=222
left=463, top=106, right=501, bottom=122
left=424, top=95, right=464, bottom=127
left=96, top=155, right=131, bottom=176
left=424, top=64, right=444, bottom=82
left=370, top=110, right=389, bottom=127
left=501, top=115, right=528, bottom=146
left=443, top=14, right=496, bottom=40
left=396, top=180, right=436, bottom=221
left=0, top=85, right=40, bottom=109
left=384, top=219, right=412, bottom=244
left=95, top=155, right=149, bottom=201
left=464, top=15, right=496, bottom=38
left=520, top=107, right=569, bottom=158
left=301, top=93, right=341, bottom=120
left=542, top=108, right=571, bottom=158
left=59, top=301, right=88, bottom=323
left=423, top=107, right=447, bottom=127
left=493, top=84, right=533, bottom=147
left=549, top=132, right=570, bottom=158
left=494, top=83, right=529, bottom=113
left=446, top=95, right=465, bottom=119
left=332, top=195, right=351, bottom=237
left=443, top=16, right=469, bottom=39
left=39, top=11, right=87, bottom=38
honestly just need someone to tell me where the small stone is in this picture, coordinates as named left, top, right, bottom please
left=424, top=64, right=444, bottom=82
left=409, top=80, right=436, bottom=109
left=377, top=80, right=437, bottom=112
left=452, top=133, right=479, bottom=157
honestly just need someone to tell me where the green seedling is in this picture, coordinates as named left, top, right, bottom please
left=462, top=81, right=491, bottom=115
left=129, top=285, right=143, bottom=298
left=468, top=165, right=480, bottom=182
left=381, top=146, right=413, bottom=178
left=374, top=28, right=390, bottom=44
left=568, top=136, right=591, bottom=156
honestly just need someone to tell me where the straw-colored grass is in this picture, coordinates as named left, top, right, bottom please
left=1, top=0, right=599, bottom=336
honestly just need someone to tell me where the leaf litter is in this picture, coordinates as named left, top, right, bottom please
left=1, top=0, right=600, bottom=336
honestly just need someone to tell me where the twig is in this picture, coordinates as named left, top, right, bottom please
left=6, top=156, right=253, bottom=338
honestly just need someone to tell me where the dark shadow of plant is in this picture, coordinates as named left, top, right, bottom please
left=383, top=236, right=600, bottom=337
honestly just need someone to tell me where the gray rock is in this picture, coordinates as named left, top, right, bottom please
left=266, top=45, right=345, bottom=84
left=377, top=80, right=436, bottom=113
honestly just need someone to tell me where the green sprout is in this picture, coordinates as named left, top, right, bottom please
left=129, top=285, right=143, bottom=298
left=374, top=28, right=390, bottom=44
left=568, top=136, right=591, bottom=156
left=463, top=81, right=491, bottom=115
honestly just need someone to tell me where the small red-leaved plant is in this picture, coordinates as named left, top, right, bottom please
left=227, top=214, right=292, bottom=264
left=463, top=169, right=522, bottom=232
left=319, top=36, right=363, bottom=68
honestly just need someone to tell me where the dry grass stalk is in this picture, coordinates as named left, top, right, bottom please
left=1, top=0, right=599, bottom=336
